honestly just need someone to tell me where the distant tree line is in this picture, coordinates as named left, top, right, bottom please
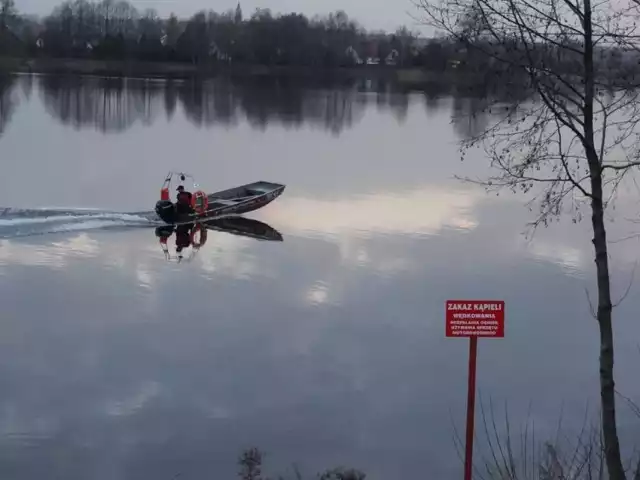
left=2, top=0, right=637, bottom=79
left=0, top=0, right=588, bottom=74
left=439, top=3, right=640, bottom=85
left=0, top=0, right=440, bottom=69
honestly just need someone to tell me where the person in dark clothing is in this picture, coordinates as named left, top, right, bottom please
left=176, top=185, right=194, bottom=215
left=175, top=224, right=192, bottom=252
left=174, top=223, right=194, bottom=261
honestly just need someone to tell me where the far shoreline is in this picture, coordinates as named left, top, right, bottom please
left=0, top=56, right=484, bottom=86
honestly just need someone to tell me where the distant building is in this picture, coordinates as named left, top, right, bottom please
left=385, top=49, right=399, bottom=65
left=345, top=45, right=363, bottom=65
left=209, top=41, right=230, bottom=61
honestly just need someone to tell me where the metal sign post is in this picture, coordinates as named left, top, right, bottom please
left=446, top=300, right=505, bottom=480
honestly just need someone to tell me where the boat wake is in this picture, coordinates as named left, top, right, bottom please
left=0, top=208, right=162, bottom=239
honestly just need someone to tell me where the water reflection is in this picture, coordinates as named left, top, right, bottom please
left=0, top=75, right=18, bottom=138
left=20, top=74, right=33, bottom=101
left=449, top=82, right=533, bottom=140
left=163, top=79, right=178, bottom=121
left=40, top=75, right=164, bottom=133
left=0, top=73, right=543, bottom=139
left=4, top=70, right=638, bottom=480
left=0, top=232, right=101, bottom=269
left=38, top=75, right=401, bottom=135
left=0, top=191, right=639, bottom=480
left=202, top=215, right=283, bottom=242
left=259, top=186, right=481, bottom=241
left=219, top=77, right=363, bottom=134
left=32, top=74, right=538, bottom=137
left=154, top=215, right=283, bottom=262
left=0, top=186, right=640, bottom=480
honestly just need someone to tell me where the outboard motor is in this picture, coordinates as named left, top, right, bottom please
left=155, top=199, right=177, bottom=224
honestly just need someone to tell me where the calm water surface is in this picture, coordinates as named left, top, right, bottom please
left=0, top=74, right=639, bottom=480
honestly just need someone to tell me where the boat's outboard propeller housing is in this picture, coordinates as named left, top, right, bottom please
left=155, top=200, right=177, bottom=224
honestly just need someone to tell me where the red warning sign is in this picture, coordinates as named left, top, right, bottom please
left=446, top=300, right=505, bottom=338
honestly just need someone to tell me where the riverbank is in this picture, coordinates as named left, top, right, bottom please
left=0, top=56, right=480, bottom=87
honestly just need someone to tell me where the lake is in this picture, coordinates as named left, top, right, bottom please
left=0, top=73, right=639, bottom=480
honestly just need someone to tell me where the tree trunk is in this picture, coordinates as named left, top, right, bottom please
left=589, top=164, right=626, bottom=480
left=583, top=0, right=626, bottom=476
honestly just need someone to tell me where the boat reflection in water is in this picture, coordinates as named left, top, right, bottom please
left=154, top=215, right=283, bottom=262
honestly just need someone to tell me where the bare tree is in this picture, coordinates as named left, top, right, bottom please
left=0, top=0, right=15, bottom=28
left=450, top=395, right=640, bottom=480
left=237, top=447, right=366, bottom=480
left=239, top=447, right=265, bottom=480
left=98, top=0, right=114, bottom=35
left=415, top=0, right=640, bottom=479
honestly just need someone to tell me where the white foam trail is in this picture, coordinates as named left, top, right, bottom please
left=0, top=213, right=156, bottom=227
left=23, top=207, right=108, bottom=212
left=48, top=219, right=140, bottom=233
left=0, top=209, right=162, bottom=239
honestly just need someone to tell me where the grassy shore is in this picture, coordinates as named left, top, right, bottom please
left=0, top=55, right=474, bottom=86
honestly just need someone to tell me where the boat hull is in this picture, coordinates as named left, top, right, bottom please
left=155, top=182, right=285, bottom=225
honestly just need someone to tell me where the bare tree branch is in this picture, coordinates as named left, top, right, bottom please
left=416, top=0, right=640, bottom=476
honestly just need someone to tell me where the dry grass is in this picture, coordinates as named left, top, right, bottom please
left=237, top=447, right=366, bottom=480
left=449, top=395, right=640, bottom=480
left=235, top=393, right=640, bottom=480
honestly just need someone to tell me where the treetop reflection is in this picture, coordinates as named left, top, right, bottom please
left=0, top=73, right=538, bottom=138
